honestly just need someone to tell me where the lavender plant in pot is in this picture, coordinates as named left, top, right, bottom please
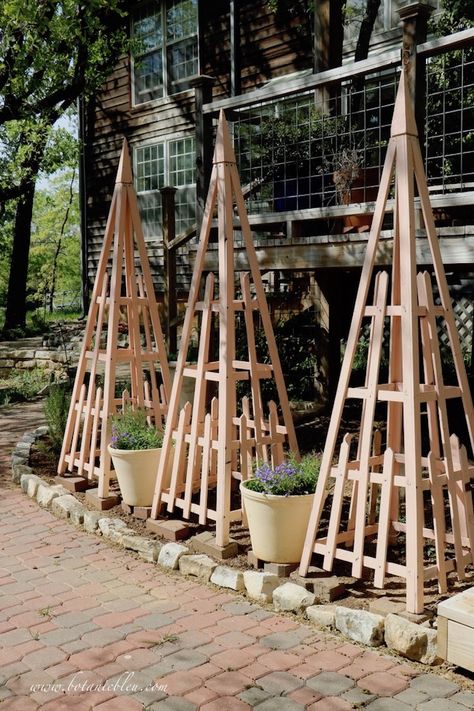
left=240, top=455, right=320, bottom=563
left=107, top=408, right=164, bottom=507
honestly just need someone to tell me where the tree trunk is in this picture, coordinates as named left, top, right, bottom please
left=354, top=0, right=381, bottom=62
left=350, top=0, right=382, bottom=118
left=3, top=180, right=36, bottom=333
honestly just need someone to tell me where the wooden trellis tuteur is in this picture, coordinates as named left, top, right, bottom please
left=58, top=140, right=171, bottom=504
left=299, top=69, right=474, bottom=614
left=150, top=111, right=299, bottom=548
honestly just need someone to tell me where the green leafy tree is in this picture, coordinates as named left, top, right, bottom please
left=29, top=168, right=81, bottom=314
left=0, top=0, right=132, bottom=334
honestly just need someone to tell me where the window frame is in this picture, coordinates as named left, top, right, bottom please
left=133, top=134, right=197, bottom=238
left=131, top=0, right=200, bottom=108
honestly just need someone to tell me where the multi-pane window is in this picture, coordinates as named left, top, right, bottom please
left=135, top=137, right=196, bottom=238
left=132, top=0, right=198, bottom=105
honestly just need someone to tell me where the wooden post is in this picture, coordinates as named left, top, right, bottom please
left=161, top=186, right=178, bottom=356
left=398, top=2, right=434, bottom=149
left=192, top=75, right=215, bottom=233
left=230, top=0, right=241, bottom=97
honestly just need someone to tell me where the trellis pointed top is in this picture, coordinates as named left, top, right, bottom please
left=391, top=67, right=418, bottom=137
left=214, top=109, right=237, bottom=163
left=58, top=139, right=171, bottom=505
left=150, top=111, right=299, bottom=548
left=299, top=68, right=474, bottom=614
left=116, top=138, right=133, bottom=183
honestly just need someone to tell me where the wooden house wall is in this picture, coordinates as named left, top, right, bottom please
left=85, top=0, right=313, bottom=294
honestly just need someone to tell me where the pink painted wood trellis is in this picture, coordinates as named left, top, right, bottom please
left=150, top=111, right=299, bottom=548
left=299, top=69, right=474, bottom=614
left=58, top=140, right=171, bottom=501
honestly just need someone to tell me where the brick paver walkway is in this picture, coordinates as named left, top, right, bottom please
left=1, top=401, right=474, bottom=710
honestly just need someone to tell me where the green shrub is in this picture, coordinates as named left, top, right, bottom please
left=43, top=384, right=71, bottom=453
left=0, top=368, right=50, bottom=405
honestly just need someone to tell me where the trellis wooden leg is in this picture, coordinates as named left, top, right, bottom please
left=324, top=434, right=352, bottom=570
left=269, top=401, right=284, bottom=468
left=166, top=402, right=192, bottom=514
left=368, top=430, right=382, bottom=525
left=300, top=141, right=396, bottom=577
left=450, top=435, right=474, bottom=554
left=374, top=448, right=395, bottom=588
left=183, top=274, right=215, bottom=519
left=199, top=412, right=212, bottom=525
left=351, top=271, right=389, bottom=578
left=428, top=450, right=448, bottom=594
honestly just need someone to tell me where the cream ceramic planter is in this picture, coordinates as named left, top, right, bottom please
left=240, top=481, right=313, bottom=563
left=108, top=445, right=162, bottom=507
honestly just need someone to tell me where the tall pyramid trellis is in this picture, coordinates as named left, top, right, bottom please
left=150, top=111, right=299, bottom=547
left=58, top=140, right=171, bottom=501
left=299, top=69, right=474, bottom=613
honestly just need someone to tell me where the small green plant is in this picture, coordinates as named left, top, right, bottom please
left=0, top=367, right=50, bottom=405
left=147, top=633, right=179, bottom=647
left=243, top=453, right=320, bottom=496
left=110, top=407, right=163, bottom=450
left=38, top=606, right=52, bottom=617
left=43, top=383, right=71, bottom=453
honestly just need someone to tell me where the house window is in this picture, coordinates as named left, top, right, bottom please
left=132, top=0, right=198, bottom=105
left=135, top=137, right=196, bottom=238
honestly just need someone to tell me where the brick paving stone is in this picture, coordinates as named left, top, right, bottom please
left=260, top=631, right=308, bottom=650
left=341, top=687, right=376, bottom=705
left=288, top=685, right=323, bottom=706
left=417, top=699, right=466, bottom=711
left=0, top=696, right=39, bottom=710
left=205, top=671, right=253, bottom=695
left=201, top=698, right=252, bottom=711
left=153, top=670, right=203, bottom=695
left=395, top=687, right=431, bottom=706
left=366, top=699, right=411, bottom=710
left=184, top=686, right=219, bottom=706
left=258, top=650, right=301, bottom=671
left=238, top=687, right=272, bottom=706
left=211, top=647, right=258, bottom=670
left=410, top=675, right=460, bottom=698
left=307, top=650, right=352, bottom=672
left=163, top=649, right=210, bottom=672
left=192, top=662, right=225, bottom=680
left=22, top=644, right=67, bottom=670
left=451, top=691, right=474, bottom=708
left=308, top=698, right=354, bottom=711
left=307, top=672, right=355, bottom=696
left=255, top=698, right=305, bottom=711
left=258, top=670, right=305, bottom=695
left=214, top=631, right=255, bottom=649
left=94, top=697, right=144, bottom=710
left=358, top=672, right=408, bottom=697
left=150, top=698, right=199, bottom=710
left=239, top=659, right=268, bottom=682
